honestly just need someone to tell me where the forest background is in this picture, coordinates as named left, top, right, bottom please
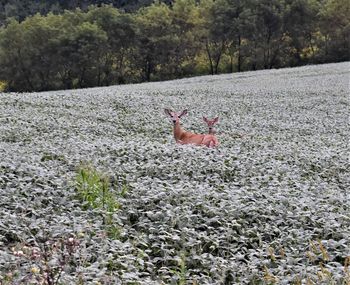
left=0, top=0, right=348, bottom=92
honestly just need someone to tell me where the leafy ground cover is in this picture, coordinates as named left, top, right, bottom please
left=0, top=62, right=349, bottom=284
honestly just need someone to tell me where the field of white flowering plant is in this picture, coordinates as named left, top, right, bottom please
left=0, top=62, right=349, bottom=284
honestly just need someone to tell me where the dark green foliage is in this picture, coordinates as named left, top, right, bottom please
left=0, top=0, right=173, bottom=24
left=0, top=0, right=348, bottom=92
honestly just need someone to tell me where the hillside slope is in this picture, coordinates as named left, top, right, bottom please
left=0, top=62, right=349, bottom=284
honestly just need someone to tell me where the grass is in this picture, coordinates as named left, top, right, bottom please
left=75, top=163, right=123, bottom=240
left=75, top=163, right=120, bottom=213
left=74, top=163, right=132, bottom=240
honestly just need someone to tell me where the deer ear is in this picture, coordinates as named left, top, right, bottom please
left=164, top=109, right=172, bottom=117
left=203, top=116, right=208, bottom=123
left=213, top=117, right=219, bottom=124
left=179, top=109, right=188, bottom=118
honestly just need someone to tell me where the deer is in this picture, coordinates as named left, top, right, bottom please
left=204, top=116, right=246, bottom=138
left=164, top=109, right=219, bottom=147
left=203, top=116, right=219, bottom=135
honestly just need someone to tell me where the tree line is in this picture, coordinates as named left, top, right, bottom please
left=0, top=0, right=174, bottom=25
left=0, top=0, right=348, bottom=92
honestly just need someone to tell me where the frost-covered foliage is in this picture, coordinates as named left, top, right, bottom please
left=0, top=62, right=349, bottom=284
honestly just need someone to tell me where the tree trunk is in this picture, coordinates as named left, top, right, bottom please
left=117, top=52, right=125, bottom=84
left=17, top=50, right=34, bottom=91
left=79, top=67, right=86, bottom=88
left=213, top=41, right=225, bottom=74
left=145, top=59, right=151, bottom=82
left=237, top=35, right=242, bottom=72
left=205, top=42, right=214, bottom=75
left=252, top=39, right=258, bottom=70
left=264, top=30, right=272, bottom=69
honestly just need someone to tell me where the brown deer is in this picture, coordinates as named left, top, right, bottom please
left=204, top=116, right=246, bottom=138
left=203, top=116, right=219, bottom=135
left=165, top=109, right=219, bottom=147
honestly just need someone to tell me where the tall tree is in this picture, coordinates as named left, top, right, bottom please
left=0, top=14, right=63, bottom=91
left=318, top=0, right=350, bottom=62
left=249, top=0, right=288, bottom=69
left=284, top=0, right=320, bottom=65
left=87, top=5, right=136, bottom=84
left=196, top=0, right=228, bottom=75
left=134, top=2, right=176, bottom=81
left=210, top=0, right=255, bottom=73
left=0, top=19, right=33, bottom=91
left=170, top=0, right=200, bottom=77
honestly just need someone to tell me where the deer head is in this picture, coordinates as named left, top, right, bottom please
left=203, top=116, right=219, bottom=134
left=164, top=109, right=188, bottom=125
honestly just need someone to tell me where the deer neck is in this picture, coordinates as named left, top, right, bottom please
left=173, top=121, right=185, bottom=142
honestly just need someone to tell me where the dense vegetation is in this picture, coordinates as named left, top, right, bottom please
left=0, top=0, right=349, bottom=92
left=1, top=62, right=349, bottom=283
left=0, top=0, right=173, bottom=24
